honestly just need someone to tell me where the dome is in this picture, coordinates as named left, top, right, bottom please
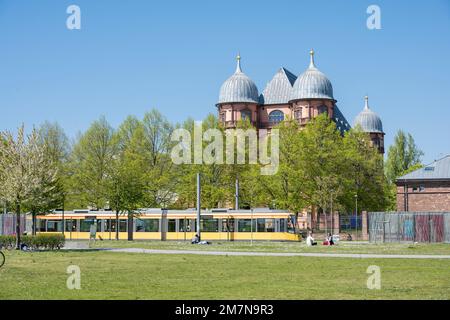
left=290, top=50, right=334, bottom=101
left=354, top=96, right=383, bottom=133
left=218, top=55, right=259, bottom=104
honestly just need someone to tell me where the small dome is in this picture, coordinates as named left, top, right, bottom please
left=218, top=55, right=259, bottom=104
left=354, top=96, right=383, bottom=133
left=290, top=50, right=334, bottom=101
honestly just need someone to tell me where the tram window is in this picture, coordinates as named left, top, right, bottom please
left=97, top=220, right=103, bottom=232
left=168, top=219, right=176, bottom=232
left=222, top=219, right=233, bottom=232
left=280, top=219, right=287, bottom=232
left=37, top=219, right=46, bottom=232
left=65, top=219, right=77, bottom=232
left=119, top=220, right=127, bottom=232
left=135, top=219, right=145, bottom=232
left=80, top=219, right=95, bottom=232
left=201, top=219, right=219, bottom=232
left=105, top=219, right=117, bottom=232
left=238, top=219, right=252, bottom=232
left=135, top=219, right=159, bottom=232
left=265, top=219, right=275, bottom=232
left=47, top=220, right=62, bottom=232
left=256, top=219, right=265, bottom=232
left=178, top=219, right=192, bottom=232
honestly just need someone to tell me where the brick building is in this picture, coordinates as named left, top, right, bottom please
left=396, top=155, right=450, bottom=212
left=216, top=50, right=385, bottom=153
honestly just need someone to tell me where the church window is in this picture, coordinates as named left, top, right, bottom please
left=240, top=110, right=252, bottom=121
left=269, top=110, right=284, bottom=124
left=318, top=105, right=328, bottom=115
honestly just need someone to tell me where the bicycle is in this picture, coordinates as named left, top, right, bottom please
left=0, top=250, right=5, bottom=268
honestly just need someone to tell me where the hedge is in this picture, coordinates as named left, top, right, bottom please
left=0, top=234, right=65, bottom=250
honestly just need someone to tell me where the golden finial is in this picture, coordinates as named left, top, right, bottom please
left=310, top=49, right=314, bottom=56
left=235, top=52, right=242, bottom=73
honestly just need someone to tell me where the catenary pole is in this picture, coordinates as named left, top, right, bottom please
left=197, top=173, right=201, bottom=241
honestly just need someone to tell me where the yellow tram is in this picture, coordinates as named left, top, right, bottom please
left=36, top=208, right=300, bottom=241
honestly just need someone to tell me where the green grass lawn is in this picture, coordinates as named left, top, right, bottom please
left=1, top=250, right=449, bottom=300
left=89, top=240, right=450, bottom=255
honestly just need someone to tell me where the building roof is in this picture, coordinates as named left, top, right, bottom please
left=354, top=96, right=383, bottom=133
left=218, top=55, right=259, bottom=104
left=260, top=68, right=297, bottom=105
left=333, top=105, right=351, bottom=134
left=397, top=155, right=450, bottom=181
left=290, top=50, right=334, bottom=101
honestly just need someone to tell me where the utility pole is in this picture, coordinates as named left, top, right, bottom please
left=355, top=194, right=358, bottom=240
left=235, top=178, right=239, bottom=210
left=197, top=173, right=201, bottom=241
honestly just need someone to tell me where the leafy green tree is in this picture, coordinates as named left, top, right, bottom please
left=297, top=114, right=344, bottom=227
left=141, top=109, right=177, bottom=208
left=108, top=117, right=147, bottom=240
left=341, top=126, right=388, bottom=213
left=385, top=130, right=423, bottom=183
left=27, top=122, right=71, bottom=234
left=69, top=116, right=115, bottom=210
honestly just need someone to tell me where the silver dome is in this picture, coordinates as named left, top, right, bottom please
left=290, top=50, right=334, bottom=101
left=354, top=96, right=383, bottom=133
left=218, top=55, right=259, bottom=104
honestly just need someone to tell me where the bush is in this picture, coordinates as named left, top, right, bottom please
left=0, top=234, right=65, bottom=250
left=0, top=235, right=15, bottom=249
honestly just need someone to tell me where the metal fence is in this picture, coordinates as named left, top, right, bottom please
left=368, top=212, right=450, bottom=243
left=0, top=214, right=31, bottom=236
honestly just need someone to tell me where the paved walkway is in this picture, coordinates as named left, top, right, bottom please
left=104, top=248, right=450, bottom=259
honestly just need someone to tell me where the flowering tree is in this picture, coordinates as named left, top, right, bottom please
left=0, top=125, right=58, bottom=248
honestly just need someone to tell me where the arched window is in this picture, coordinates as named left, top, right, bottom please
left=294, top=107, right=302, bottom=120
left=318, top=105, right=328, bottom=115
left=269, top=110, right=284, bottom=124
left=240, top=110, right=252, bottom=121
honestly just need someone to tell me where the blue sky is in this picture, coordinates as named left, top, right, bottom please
left=0, top=0, right=449, bottom=163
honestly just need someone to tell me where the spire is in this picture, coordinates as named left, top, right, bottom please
left=364, top=95, right=370, bottom=110
left=309, top=49, right=316, bottom=68
left=235, top=53, right=242, bottom=73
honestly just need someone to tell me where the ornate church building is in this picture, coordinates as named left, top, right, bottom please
left=216, top=50, right=385, bottom=153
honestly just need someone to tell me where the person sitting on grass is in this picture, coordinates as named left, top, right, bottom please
left=191, top=233, right=200, bottom=244
left=323, top=233, right=335, bottom=246
left=306, top=232, right=317, bottom=246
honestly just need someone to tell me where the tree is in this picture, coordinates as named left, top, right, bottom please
left=69, top=116, right=115, bottom=210
left=107, top=116, right=147, bottom=240
left=385, top=130, right=423, bottom=183
left=0, top=125, right=58, bottom=248
left=27, top=122, right=70, bottom=235
left=297, top=114, right=344, bottom=229
left=341, top=127, right=388, bottom=213
left=141, top=109, right=177, bottom=208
